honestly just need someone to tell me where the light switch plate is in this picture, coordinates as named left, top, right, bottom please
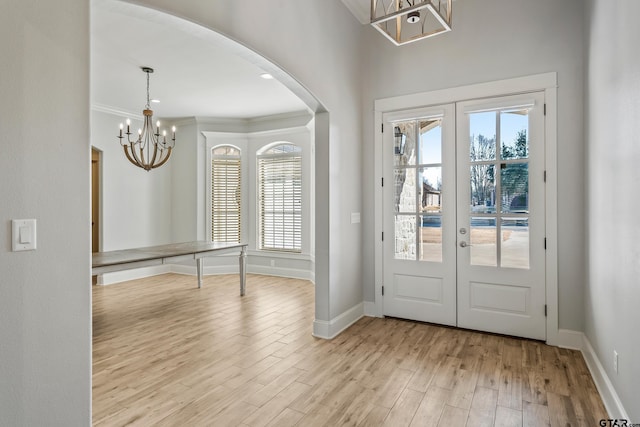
left=351, top=212, right=361, bottom=224
left=12, top=219, right=37, bottom=251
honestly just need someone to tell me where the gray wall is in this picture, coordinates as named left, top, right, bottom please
left=2, top=0, right=365, bottom=423
left=0, top=1, right=91, bottom=425
left=9, top=0, right=639, bottom=423
left=361, top=0, right=587, bottom=331
left=91, top=109, right=173, bottom=251
left=131, top=0, right=365, bottom=322
left=585, top=0, right=640, bottom=417
left=170, top=119, right=200, bottom=243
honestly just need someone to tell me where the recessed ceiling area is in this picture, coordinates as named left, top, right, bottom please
left=91, top=0, right=308, bottom=120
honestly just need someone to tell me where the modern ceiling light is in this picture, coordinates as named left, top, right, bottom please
left=260, top=73, right=274, bottom=80
left=118, top=67, right=175, bottom=171
left=407, top=11, right=421, bottom=24
left=371, top=0, right=452, bottom=46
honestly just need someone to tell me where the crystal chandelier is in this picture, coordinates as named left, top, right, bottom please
left=118, top=67, right=176, bottom=171
left=371, top=0, right=452, bottom=46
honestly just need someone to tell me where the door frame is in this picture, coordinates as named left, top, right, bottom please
left=372, top=72, right=560, bottom=345
left=91, top=147, right=103, bottom=285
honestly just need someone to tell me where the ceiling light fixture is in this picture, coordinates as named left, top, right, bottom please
left=406, top=11, right=420, bottom=24
left=371, top=0, right=452, bottom=46
left=118, top=67, right=175, bottom=171
left=260, top=73, right=274, bottom=80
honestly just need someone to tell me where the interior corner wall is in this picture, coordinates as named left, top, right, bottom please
left=180, top=119, right=314, bottom=279
left=584, top=0, right=640, bottom=417
left=0, top=1, right=91, bottom=425
left=361, top=0, right=587, bottom=332
left=169, top=119, right=200, bottom=243
left=130, top=0, right=365, bottom=322
left=91, top=110, right=173, bottom=250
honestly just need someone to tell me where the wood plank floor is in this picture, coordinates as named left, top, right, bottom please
left=93, top=273, right=607, bottom=426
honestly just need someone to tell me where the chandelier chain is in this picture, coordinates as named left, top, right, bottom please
left=146, top=70, right=151, bottom=109
left=117, top=66, right=176, bottom=171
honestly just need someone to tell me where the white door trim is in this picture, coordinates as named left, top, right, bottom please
left=373, top=72, right=560, bottom=345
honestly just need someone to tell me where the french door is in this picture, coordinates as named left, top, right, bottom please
left=382, top=92, right=546, bottom=340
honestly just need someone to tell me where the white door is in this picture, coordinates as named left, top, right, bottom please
left=456, top=93, right=546, bottom=340
left=382, top=105, right=457, bottom=326
left=382, top=92, right=547, bottom=340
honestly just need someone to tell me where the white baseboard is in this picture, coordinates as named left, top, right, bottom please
left=313, top=303, right=364, bottom=339
left=581, top=334, right=630, bottom=420
left=364, top=301, right=379, bottom=317
left=248, top=265, right=314, bottom=282
left=555, top=329, right=629, bottom=419
left=170, top=264, right=238, bottom=276
left=556, top=328, right=584, bottom=350
left=102, top=264, right=313, bottom=284
left=98, top=265, right=171, bottom=285
left=169, top=264, right=313, bottom=282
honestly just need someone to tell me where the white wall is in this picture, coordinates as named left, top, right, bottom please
left=0, top=1, right=91, bottom=425
left=170, top=119, right=200, bottom=243
left=91, top=109, right=173, bottom=250
left=585, top=0, right=640, bottom=417
left=130, top=0, right=365, bottom=329
left=361, top=0, right=587, bottom=331
left=169, top=115, right=315, bottom=280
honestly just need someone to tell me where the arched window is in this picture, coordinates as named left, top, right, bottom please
left=257, top=143, right=302, bottom=252
left=211, top=145, right=241, bottom=243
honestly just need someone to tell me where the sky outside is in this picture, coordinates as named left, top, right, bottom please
left=419, top=110, right=528, bottom=188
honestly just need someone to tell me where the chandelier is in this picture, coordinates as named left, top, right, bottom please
left=118, top=67, right=175, bottom=171
left=371, top=0, right=452, bottom=46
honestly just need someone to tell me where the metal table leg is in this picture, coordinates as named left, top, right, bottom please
left=239, top=247, right=247, bottom=296
left=197, top=257, right=203, bottom=288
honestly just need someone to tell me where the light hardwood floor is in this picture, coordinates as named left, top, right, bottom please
left=93, top=273, right=607, bottom=426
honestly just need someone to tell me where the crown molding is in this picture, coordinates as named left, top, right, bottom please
left=91, top=103, right=143, bottom=121
left=91, top=105, right=311, bottom=132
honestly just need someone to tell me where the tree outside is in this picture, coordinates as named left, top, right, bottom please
left=470, top=129, right=528, bottom=212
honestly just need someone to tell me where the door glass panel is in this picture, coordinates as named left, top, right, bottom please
left=470, top=217, right=497, bottom=266
left=395, top=214, right=416, bottom=260
left=393, top=121, right=416, bottom=166
left=501, top=163, right=529, bottom=213
left=420, top=215, right=442, bottom=262
left=500, top=110, right=529, bottom=160
left=419, top=167, right=442, bottom=213
left=470, top=164, right=495, bottom=213
left=469, top=112, right=496, bottom=161
left=394, top=168, right=416, bottom=213
left=419, top=119, right=442, bottom=164
left=501, top=217, right=529, bottom=269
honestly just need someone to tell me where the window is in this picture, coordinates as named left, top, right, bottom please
left=211, top=145, right=241, bottom=243
left=258, top=143, right=302, bottom=252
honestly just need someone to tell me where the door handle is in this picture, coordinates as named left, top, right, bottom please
left=459, top=241, right=472, bottom=248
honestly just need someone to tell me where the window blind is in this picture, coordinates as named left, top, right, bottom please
left=258, top=154, right=302, bottom=252
left=211, top=156, right=241, bottom=243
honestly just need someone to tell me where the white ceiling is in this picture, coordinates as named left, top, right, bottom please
left=341, top=0, right=371, bottom=24
left=340, top=0, right=457, bottom=25
left=91, top=0, right=308, bottom=120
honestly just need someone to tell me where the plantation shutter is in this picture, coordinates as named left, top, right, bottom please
left=258, top=153, right=302, bottom=252
left=211, top=155, right=241, bottom=243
